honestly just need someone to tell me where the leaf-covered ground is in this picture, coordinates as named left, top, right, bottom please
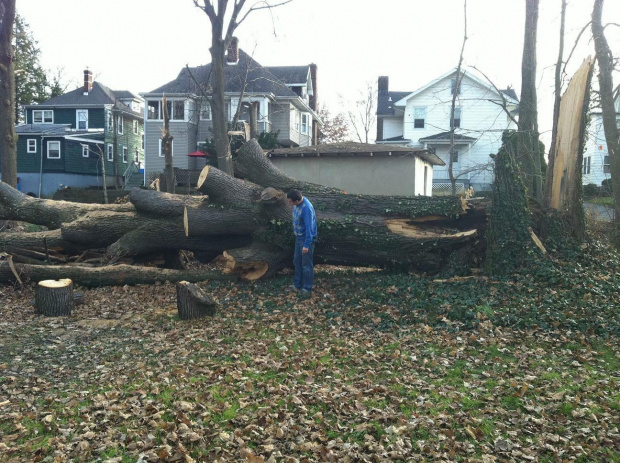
left=1, top=242, right=619, bottom=462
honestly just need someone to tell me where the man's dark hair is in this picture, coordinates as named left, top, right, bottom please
left=287, top=189, right=302, bottom=202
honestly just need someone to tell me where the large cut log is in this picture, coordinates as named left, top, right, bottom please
left=176, top=281, right=217, bottom=319
left=0, top=262, right=229, bottom=287
left=35, top=279, right=74, bottom=316
left=197, top=165, right=261, bottom=204
left=0, top=229, right=90, bottom=254
left=184, top=204, right=259, bottom=237
left=0, top=182, right=133, bottom=229
left=129, top=188, right=208, bottom=217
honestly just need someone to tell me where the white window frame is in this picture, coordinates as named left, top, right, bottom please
left=117, top=115, right=123, bottom=134
left=122, top=146, right=128, bottom=163
left=107, top=144, right=114, bottom=162
left=301, top=114, right=308, bottom=134
left=147, top=100, right=160, bottom=120
left=603, top=155, right=610, bottom=174
left=82, top=144, right=89, bottom=158
left=107, top=112, right=113, bottom=131
left=27, top=139, right=37, bottom=153
left=135, top=148, right=140, bottom=163
left=158, top=139, right=174, bottom=157
left=141, top=134, right=145, bottom=150
left=450, top=149, right=459, bottom=163
left=33, top=110, right=53, bottom=124
left=133, top=120, right=138, bottom=135
left=583, top=156, right=591, bottom=175
left=414, top=107, right=426, bottom=129
left=76, top=109, right=88, bottom=130
left=452, top=107, right=461, bottom=129
left=47, top=140, right=61, bottom=159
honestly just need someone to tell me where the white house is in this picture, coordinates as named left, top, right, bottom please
left=376, top=68, right=518, bottom=192
left=582, top=87, right=619, bottom=187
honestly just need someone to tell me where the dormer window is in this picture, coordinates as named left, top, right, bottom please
left=33, top=110, right=53, bottom=124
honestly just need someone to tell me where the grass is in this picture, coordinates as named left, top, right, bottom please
left=588, top=196, right=614, bottom=206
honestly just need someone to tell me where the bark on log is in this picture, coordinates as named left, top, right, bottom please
left=0, top=262, right=228, bottom=287
left=129, top=188, right=208, bottom=217
left=0, top=182, right=133, bottom=229
left=184, top=204, right=259, bottom=237
left=197, top=165, right=261, bottom=204
left=35, top=279, right=74, bottom=316
left=0, top=229, right=90, bottom=254
left=176, top=281, right=217, bottom=319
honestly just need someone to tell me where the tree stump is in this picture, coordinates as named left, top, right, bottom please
left=35, top=279, right=74, bottom=316
left=176, top=281, right=217, bottom=320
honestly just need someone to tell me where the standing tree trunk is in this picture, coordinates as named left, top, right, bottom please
left=249, top=101, right=259, bottom=139
left=592, top=0, right=620, bottom=234
left=543, top=0, right=567, bottom=210
left=517, top=0, right=543, bottom=203
left=0, top=0, right=17, bottom=188
left=209, top=41, right=234, bottom=175
left=449, top=0, right=467, bottom=196
left=161, top=96, right=175, bottom=194
left=112, top=108, right=121, bottom=188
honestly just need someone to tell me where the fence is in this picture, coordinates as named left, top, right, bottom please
left=146, top=169, right=204, bottom=193
left=432, top=182, right=465, bottom=196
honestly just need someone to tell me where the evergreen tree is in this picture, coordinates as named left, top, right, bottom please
left=13, top=14, right=49, bottom=122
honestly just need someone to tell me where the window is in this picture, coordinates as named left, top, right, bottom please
left=200, top=101, right=212, bottom=120
left=107, top=144, right=114, bottom=162
left=414, top=107, right=426, bottom=128
left=47, top=140, right=61, bottom=159
left=133, top=120, right=138, bottom=134
left=122, top=146, right=128, bottom=163
left=451, top=78, right=461, bottom=95
left=82, top=145, right=89, bottom=158
left=452, top=107, right=461, bottom=128
left=141, top=134, right=145, bottom=150
left=76, top=109, right=88, bottom=130
left=117, top=115, right=123, bottom=134
left=27, top=139, right=36, bottom=153
left=159, top=139, right=174, bottom=157
left=33, top=110, right=53, bottom=124
left=135, top=148, right=140, bottom=163
left=301, top=114, right=308, bottom=134
left=107, top=112, right=113, bottom=131
left=450, top=149, right=459, bottom=163
left=147, top=100, right=160, bottom=120
left=603, top=155, right=610, bottom=174
left=583, top=156, right=591, bottom=175
left=172, top=100, right=185, bottom=120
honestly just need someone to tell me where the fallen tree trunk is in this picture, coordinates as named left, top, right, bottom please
left=0, top=139, right=489, bottom=285
left=0, top=262, right=228, bottom=287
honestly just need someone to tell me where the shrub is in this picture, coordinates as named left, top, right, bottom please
left=601, top=178, right=613, bottom=196
left=583, top=183, right=600, bottom=199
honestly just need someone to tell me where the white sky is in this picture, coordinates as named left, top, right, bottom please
left=17, top=0, right=620, bottom=146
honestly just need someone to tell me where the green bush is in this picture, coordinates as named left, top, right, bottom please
left=583, top=183, right=600, bottom=199
left=601, top=178, right=613, bottom=196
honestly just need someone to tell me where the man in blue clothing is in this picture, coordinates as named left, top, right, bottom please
left=286, top=189, right=318, bottom=295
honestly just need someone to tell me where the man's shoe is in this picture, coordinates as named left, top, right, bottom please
left=299, top=289, right=312, bottom=298
left=290, top=285, right=301, bottom=292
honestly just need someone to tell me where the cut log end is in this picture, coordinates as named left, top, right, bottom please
left=176, top=280, right=217, bottom=319
left=36, top=278, right=74, bottom=317
left=222, top=251, right=269, bottom=281
left=197, top=165, right=211, bottom=190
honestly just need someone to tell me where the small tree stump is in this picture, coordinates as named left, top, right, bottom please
left=35, top=279, right=74, bottom=317
left=176, top=281, right=217, bottom=320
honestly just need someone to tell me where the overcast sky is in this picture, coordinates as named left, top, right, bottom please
left=17, top=0, right=620, bottom=145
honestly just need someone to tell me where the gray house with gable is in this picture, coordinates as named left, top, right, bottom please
left=141, top=38, right=320, bottom=181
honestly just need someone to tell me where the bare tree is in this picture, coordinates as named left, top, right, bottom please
left=517, top=0, right=543, bottom=202
left=448, top=0, right=468, bottom=196
left=0, top=0, right=17, bottom=188
left=345, top=82, right=376, bottom=144
left=592, top=0, right=620, bottom=233
left=318, top=105, right=350, bottom=144
left=193, top=0, right=293, bottom=176
left=161, top=96, right=175, bottom=194
left=543, top=0, right=567, bottom=209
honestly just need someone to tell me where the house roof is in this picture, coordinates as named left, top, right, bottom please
left=267, top=142, right=445, bottom=166
left=377, top=68, right=519, bottom=116
left=419, top=132, right=477, bottom=142
left=146, top=49, right=299, bottom=98
left=16, top=124, right=72, bottom=135
left=114, top=90, right=141, bottom=100
left=377, top=91, right=410, bottom=116
left=266, top=66, right=310, bottom=85
left=25, top=82, right=142, bottom=119
left=376, top=135, right=411, bottom=143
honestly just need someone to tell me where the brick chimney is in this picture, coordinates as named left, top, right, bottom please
left=83, top=69, right=93, bottom=94
left=378, top=76, right=389, bottom=96
left=227, top=37, right=239, bottom=64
